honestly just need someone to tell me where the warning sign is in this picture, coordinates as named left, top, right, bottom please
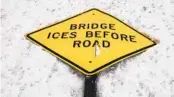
left=25, top=8, right=156, bottom=75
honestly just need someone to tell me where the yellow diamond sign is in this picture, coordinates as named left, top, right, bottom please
left=25, top=8, right=156, bottom=75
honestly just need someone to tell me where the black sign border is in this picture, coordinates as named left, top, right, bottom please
left=26, top=8, right=156, bottom=75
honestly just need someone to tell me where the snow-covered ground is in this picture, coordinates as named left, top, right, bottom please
left=1, top=0, right=174, bottom=97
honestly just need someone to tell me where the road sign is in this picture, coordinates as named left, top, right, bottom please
left=25, top=8, right=156, bottom=75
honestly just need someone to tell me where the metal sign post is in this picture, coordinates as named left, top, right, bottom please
left=84, top=75, right=98, bottom=97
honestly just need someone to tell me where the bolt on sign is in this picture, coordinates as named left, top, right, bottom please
left=25, top=8, right=156, bottom=75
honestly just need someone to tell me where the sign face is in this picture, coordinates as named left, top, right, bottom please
left=26, top=8, right=156, bottom=75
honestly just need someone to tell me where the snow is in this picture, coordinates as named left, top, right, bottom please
left=1, top=0, right=174, bottom=97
